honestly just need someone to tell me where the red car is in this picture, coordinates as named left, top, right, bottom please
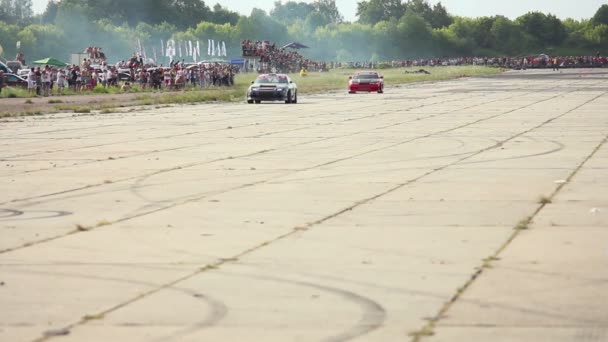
left=348, top=71, right=384, bottom=94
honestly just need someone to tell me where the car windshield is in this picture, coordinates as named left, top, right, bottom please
left=354, top=74, right=380, bottom=80
left=255, top=76, right=288, bottom=84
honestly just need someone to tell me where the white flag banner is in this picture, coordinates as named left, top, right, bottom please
left=195, top=41, right=201, bottom=60
left=16, top=41, right=21, bottom=49
left=188, top=41, right=193, bottom=56
left=178, top=41, right=182, bottom=58
left=222, top=41, right=227, bottom=57
left=161, top=39, right=165, bottom=56
left=207, top=39, right=211, bottom=56
left=217, top=41, right=221, bottom=57
left=192, top=41, right=199, bottom=62
left=211, top=40, right=215, bottom=56
left=166, top=40, right=175, bottom=57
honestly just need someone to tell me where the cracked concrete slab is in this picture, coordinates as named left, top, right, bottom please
left=1, top=69, right=607, bottom=342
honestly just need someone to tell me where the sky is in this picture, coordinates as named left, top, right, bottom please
left=31, top=0, right=606, bottom=21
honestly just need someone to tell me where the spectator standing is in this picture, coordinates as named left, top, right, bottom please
left=41, top=69, right=51, bottom=96
left=105, top=68, right=112, bottom=87
left=50, top=68, right=57, bottom=95
left=57, top=69, right=66, bottom=95
left=35, top=67, right=42, bottom=96
left=27, top=68, right=36, bottom=95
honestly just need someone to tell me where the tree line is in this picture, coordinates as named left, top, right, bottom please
left=1, top=0, right=607, bottom=64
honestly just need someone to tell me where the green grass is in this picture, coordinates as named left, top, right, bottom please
left=55, top=104, right=92, bottom=113
left=0, top=87, right=31, bottom=98
left=286, top=66, right=503, bottom=94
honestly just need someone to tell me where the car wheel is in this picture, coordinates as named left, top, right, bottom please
left=348, top=91, right=355, bottom=94
left=292, top=92, right=298, bottom=104
left=285, top=91, right=292, bottom=104
left=255, top=100, right=261, bottom=104
left=378, top=88, right=383, bottom=94
left=247, top=100, right=253, bottom=104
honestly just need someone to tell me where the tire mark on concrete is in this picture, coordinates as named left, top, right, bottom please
left=3, top=267, right=229, bottom=340
left=0, top=210, right=71, bottom=221
left=0, top=89, right=572, bottom=254
left=411, top=91, right=608, bottom=342
left=226, top=273, right=387, bottom=342
left=0, top=208, right=23, bottom=218
left=3, top=90, right=508, bottom=207
left=27, top=87, right=602, bottom=342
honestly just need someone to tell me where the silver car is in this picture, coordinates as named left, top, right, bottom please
left=247, top=73, right=298, bottom=104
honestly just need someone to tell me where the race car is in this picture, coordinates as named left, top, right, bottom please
left=247, top=73, right=298, bottom=104
left=348, top=71, right=384, bottom=94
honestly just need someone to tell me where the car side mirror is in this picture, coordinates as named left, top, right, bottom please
left=348, top=76, right=352, bottom=79
left=380, top=76, right=384, bottom=79
left=251, top=81, right=254, bottom=84
left=289, top=81, right=293, bottom=83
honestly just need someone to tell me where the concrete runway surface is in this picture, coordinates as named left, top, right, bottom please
left=1, top=69, right=607, bottom=341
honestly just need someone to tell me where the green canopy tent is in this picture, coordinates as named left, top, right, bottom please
left=32, top=57, right=68, bottom=67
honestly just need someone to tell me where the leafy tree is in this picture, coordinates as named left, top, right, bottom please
left=313, top=0, right=343, bottom=24
left=429, top=2, right=452, bottom=29
left=490, top=16, right=526, bottom=53
left=373, top=18, right=401, bottom=58
left=516, top=12, right=567, bottom=47
left=235, top=8, right=289, bottom=42
left=585, top=24, right=608, bottom=45
left=0, top=20, right=20, bottom=58
left=397, top=11, right=433, bottom=56
left=0, top=0, right=33, bottom=24
left=58, top=0, right=214, bottom=29
left=472, top=16, right=497, bottom=49
left=41, top=0, right=59, bottom=24
left=209, top=4, right=240, bottom=26
left=270, top=1, right=315, bottom=24
left=356, top=0, right=406, bottom=25
left=592, top=5, right=608, bottom=26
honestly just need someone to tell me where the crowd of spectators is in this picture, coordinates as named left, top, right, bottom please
left=387, top=53, right=607, bottom=69
left=4, top=45, right=607, bottom=97
left=17, top=56, right=239, bottom=96
left=242, top=40, right=328, bottom=73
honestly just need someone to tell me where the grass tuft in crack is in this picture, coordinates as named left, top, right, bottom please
left=515, top=216, right=533, bottom=230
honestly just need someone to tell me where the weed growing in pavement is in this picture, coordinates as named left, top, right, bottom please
left=409, top=325, right=435, bottom=339
left=482, top=256, right=501, bottom=269
left=82, top=313, right=105, bottom=321
left=515, top=217, right=533, bottom=230
left=96, top=219, right=111, bottom=227
left=538, top=195, right=552, bottom=204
